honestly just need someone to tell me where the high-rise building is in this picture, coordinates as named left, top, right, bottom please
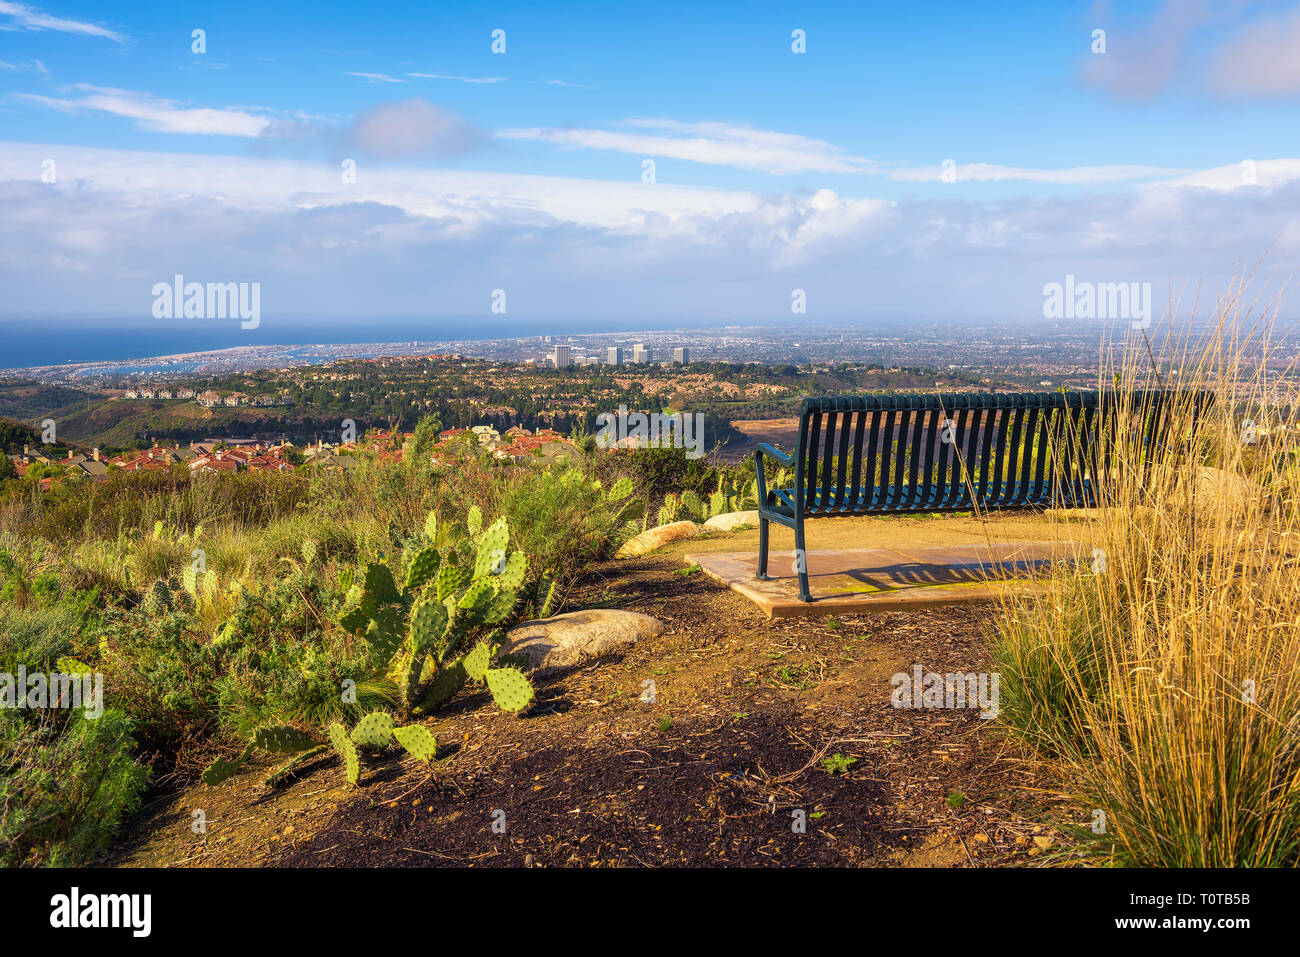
left=550, top=345, right=572, bottom=368
left=632, top=343, right=650, bottom=364
left=673, top=346, right=690, bottom=364
left=606, top=346, right=624, bottom=366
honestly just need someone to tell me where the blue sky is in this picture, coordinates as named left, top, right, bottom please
left=2, top=0, right=1300, bottom=344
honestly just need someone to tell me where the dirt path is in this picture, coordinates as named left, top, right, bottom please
left=108, top=515, right=1076, bottom=868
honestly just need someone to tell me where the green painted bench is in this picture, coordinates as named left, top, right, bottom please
left=753, top=390, right=1212, bottom=602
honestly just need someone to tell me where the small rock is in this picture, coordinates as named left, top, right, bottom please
left=615, top=520, right=702, bottom=558
left=703, top=510, right=760, bottom=532
left=501, top=609, right=666, bottom=676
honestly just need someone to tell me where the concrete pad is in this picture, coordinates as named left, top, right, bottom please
left=684, top=541, right=1080, bottom=619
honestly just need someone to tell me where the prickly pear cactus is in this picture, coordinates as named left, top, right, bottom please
left=463, top=640, right=492, bottom=682
left=404, top=545, right=440, bottom=593
left=680, top=490, right=704, bottom=520
left=301, top=539, right=317, bottom=565
left=328, top=722, right=360, bottom=786
left=607, top=476, right=634, bottom=502
left=467, top=505, right=483, bottom=538
left=365, top=607, right=404, bottom=667
left=485, top=667, right=534, bottom=713
left=140, top=580, right=174, bottom=617
left=493, top=550, right=526, bottom=590
left=253, top=725, right=317, bottom=753
left=362, top=562, right=400, bottom=605
left=424, top=510, right=438, bottom=542
left=350, top=711, right=394, bottom=749
left=415, top=659, right=467, bottom=714
left=436, top=563, right=467, bottom=602
left=538, top=576, right=558, bottom=619
left=392, top=724, right=437, bottom=762
left=201, top=754, right=246, bottom=786
left=474, top=518, right=510, bottom=578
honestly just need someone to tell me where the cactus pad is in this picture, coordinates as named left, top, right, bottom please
left=463, top=640, right=492, bottom=682
left=252, top=725, right=317, bottom=753
left=486, top=667, right=535, bottom=713
left=408, top=594, right=449, bottom=655
left=458, top=578, right=497, bottom=612
left=474, top=518, right=510, bottom=578
left=494, top=550, right=526, bottom=590
left=365, top=607, right=404, bottom=667
left=415, top=659, right=467, bottom=713
left=362, top=562, right=400, bottom=605
left=201, top=755, right=244, bottom=786
left=350, top=711, right=394, bottom=748
left=328, top=722, right=360, bottom=785
left=607, top=476, right=634, bottom=502
left=404, top=545, right=440, bottom=593
left=392, top=724, right=437, bottom=762
left=467, top=504, right=483, bottom=537
left=436, top=563, right=468, bottom=602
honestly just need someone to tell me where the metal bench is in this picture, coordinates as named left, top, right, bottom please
left=753, top=390, right=1212, bottom=601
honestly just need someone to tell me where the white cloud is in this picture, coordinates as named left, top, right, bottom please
left=345, top=71, right=405, bottom=83
left=889, top=161, right=1182, bottom=185
left=12, top=85, right=273, bottom=137
left=0, top=1, right=124, bottom=43
left=0, top=140, right=1294, bottom=325
left=498, top=119, right=876, bottom=175
left=408, top=72, right=506, bottom=84
left=1210, top=10, right=1300, bottom=95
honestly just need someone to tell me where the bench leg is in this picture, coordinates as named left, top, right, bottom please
left=794, top=516, right=812, bottom=603
left=755, top=514, right=772, bottom=580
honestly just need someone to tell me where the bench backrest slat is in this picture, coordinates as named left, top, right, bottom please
left=783, top=390, right=1212, bottom=516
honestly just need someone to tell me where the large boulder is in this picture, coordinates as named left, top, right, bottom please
left=1195, top=466, right=1259, bottom=516
left=615, top=520, right=701, bottom=558
left=704, top=509, right=759, bottom=531
left=500, top=609, right=665, bottom=676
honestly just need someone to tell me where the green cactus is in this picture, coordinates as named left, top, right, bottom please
left=423, top=510, right=438, bottom=542
left=607, top=476, right=634, bottom=502
left=201, top=724, right=318, bottom=785
left=350, top=711, right=395, bottom=748
left=264, top=745, right=328, bottom=787
left=474, top=518, right=510, bottom=578
left=467, top=504, right=483, bottom=538
left=463, top=640, right=492, bottom=682
left=362, top=562, right=400, bottom=605
left=538, top=576, right=559, bottom=618
left=253, top=725, right=318, bottom=753
left=404, top=545, right=440, bottom=592
left=301, top=539, right=318, bottom=565
left=140, top=579, right=173, bottom=617
left=328, top=722, right=360, bottom=786
left=364, top=606, right=404, bottom=667
left=392, top=724, right=437, bottom=762
left=709, top=490, right=727, bottom=517
left=485, top=667, right=534, bottom=713
left=680, top=490, right=704, bottom=519
left=336, top=508, right=536, bottom=723
left=494, top=550, right=526, bottom=590
left=436, top=562, right=467, bottom=601
left=415, top=659, right=467, bottom=713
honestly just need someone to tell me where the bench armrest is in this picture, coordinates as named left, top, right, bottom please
left=753, top=443, right=794, bottom=467
left=754, top=443, right=793, bottom=510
